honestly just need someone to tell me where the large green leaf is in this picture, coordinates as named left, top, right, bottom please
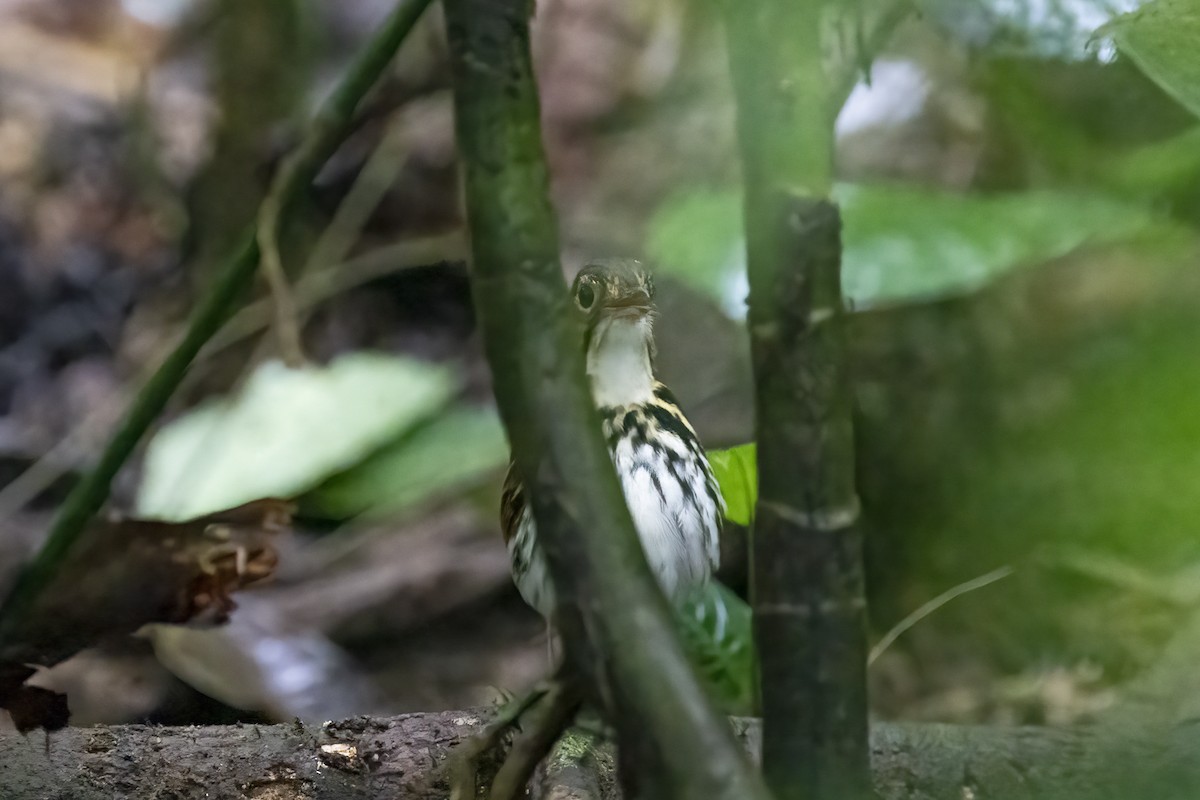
left=708, top=443, right=757, bottom=526
left=308, top=405, right=509, bottom=518
left=1100, top=0, right=1200, bottom=119
left=647, top=185, right=1175, bottom=314
left=674, top=581, right=757, bottom=716
left=138, top=353, right=454, bottom=520
left=839, top=185, right=1167, bottom=305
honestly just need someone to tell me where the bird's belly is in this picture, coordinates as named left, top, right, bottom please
left=506, top=431, right=720, bottom=619
left=611, top=438, right=718, bottom=600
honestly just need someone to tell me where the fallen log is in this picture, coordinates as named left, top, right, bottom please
left=0, top=711, right=1196, bottom=799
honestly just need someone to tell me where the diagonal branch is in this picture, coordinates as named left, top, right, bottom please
left=442, top=1, right=770, bottom=798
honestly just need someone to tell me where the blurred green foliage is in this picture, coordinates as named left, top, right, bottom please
left=1102, top=0, right=1200, bottom=119
left=674, top=581, right=757, bottom=716
left=310, top=406, right=508, bottom=519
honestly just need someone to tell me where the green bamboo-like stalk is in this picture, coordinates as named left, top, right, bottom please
left=0, top=0, right=435, bottom=641
left=442, top=1, right=770, bottom=797
left=725, top=1, right=871, bottom=799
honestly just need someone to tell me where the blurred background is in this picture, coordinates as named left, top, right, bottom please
left=0, top=0, right=1198, bottom=731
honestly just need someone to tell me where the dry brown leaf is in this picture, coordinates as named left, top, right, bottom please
left=0, top=498, right=291, bottom=732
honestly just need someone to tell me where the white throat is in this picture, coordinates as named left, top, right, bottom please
left=586, top=315, right=655, bottom=407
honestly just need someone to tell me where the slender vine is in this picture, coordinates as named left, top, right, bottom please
left=0, top=0, right=435, bottom=641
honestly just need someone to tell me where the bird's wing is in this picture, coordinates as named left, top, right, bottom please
left=500, top=461, right=525, bottom=546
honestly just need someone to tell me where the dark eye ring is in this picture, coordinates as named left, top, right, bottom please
left=577, top=282, right=596, bottom=310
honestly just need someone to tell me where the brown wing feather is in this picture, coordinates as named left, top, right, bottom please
left=500, top=462, right=525, bottom=546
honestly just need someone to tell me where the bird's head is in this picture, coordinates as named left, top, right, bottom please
left=572, top=258, right=657, bottom=407
left=572, top=258, right=655, bottom=323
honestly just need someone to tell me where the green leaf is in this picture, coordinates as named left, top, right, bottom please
left=708, top=443, right=757, bottom=526
left=673, top=581, right=757, bottom=716
left=1100, top=0, right=1200, bottom=119
left=645, top=188, right=747, bottom=317
left=839, top=186, right=1167, bottom=305
left=308, top=405, right=509, bottom=518
left=648, top=185, right=1176, bottom=313
left=137, top=353, right=455, bottom=520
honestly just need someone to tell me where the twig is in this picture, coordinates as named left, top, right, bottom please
left=490, top=679, right=583, bottom=800
left=254, top=108, right=415, bottom=368
left=255, top=195, right=307, bottom=367
left=0, top=405, right=115, bottom=524
left=301, top=110, right=414, bottom=279
left=868, top=566, right=1014, bottom=666
left=205, top=233, right=466, bottom=357
left=0, top=0, right=436, bottom=642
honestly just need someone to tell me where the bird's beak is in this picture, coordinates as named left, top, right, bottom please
left=604, top=289, right=653, bottom=316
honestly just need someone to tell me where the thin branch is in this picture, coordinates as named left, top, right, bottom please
left=256, top=195, right=307, bottom=367
left=442, top=2, right=770, bottom=798
left=205, top=234, right=467, bottom=357
left=301, top=110, right=414, bottom=278
left=255, top=108, right=414, bottom=367
left=0, top=0, right=436, bottom=642
left=868, top=566, right=1015, bottom=666
left=253, top=7, right=433, bottom=368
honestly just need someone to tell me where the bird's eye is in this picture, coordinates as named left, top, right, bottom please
left=576, top=282, right=596, bottom=310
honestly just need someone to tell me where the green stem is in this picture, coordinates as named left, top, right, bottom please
left=443, top=1, right=770, bottom=798
left=0, top=0, right=435, bottom=641
left=726, top=1, right=871, bottom=799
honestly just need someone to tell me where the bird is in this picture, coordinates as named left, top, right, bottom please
left=500, top=258, right=724, bottom=632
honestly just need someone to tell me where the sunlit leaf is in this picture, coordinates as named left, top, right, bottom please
left=138, top=353, right=454, bottom=520
left=309, top=405, right=509, bottom=518
left=674, top=581, right=756, bottom=716
left=1100, top=0, right=1200, bottom=119
left=708, top=443, right=757, bottom=525
left=648, top=185, right=1175, bottom=314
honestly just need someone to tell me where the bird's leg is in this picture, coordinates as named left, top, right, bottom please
left=445, top=682, right=550, bottom=800
left=489, top=677, right=583, bottom=800
left=446, top=668, right=580, bottom=800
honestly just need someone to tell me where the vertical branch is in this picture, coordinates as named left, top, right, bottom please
left=443, top=2, right=770, bottom=798
left=725, top=2, right=871, bottom=800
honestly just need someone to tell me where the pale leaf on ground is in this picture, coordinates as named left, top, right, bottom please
left=138, top=354, right=454, bottom=520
